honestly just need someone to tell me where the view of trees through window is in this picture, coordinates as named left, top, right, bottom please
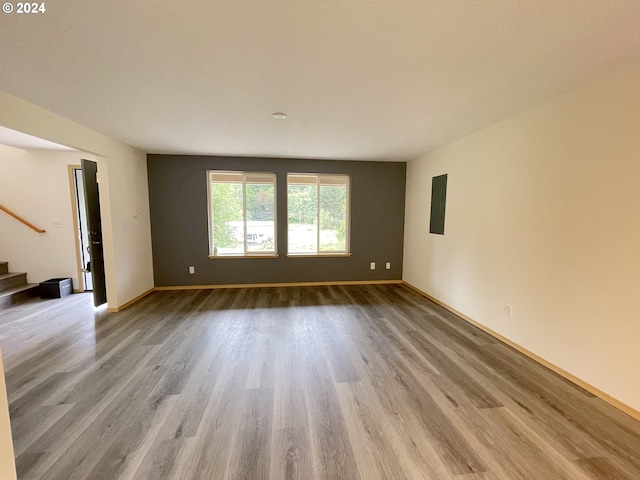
left=209, top=171, right=349, bottom=256
left=209, top=171, right=276, bottom=256
left=287, top=174, right=349, bottom=254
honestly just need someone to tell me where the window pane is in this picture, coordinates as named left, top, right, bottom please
left=319, top=184, right=347, bottom=252
left=246, top=183, right=276, bottom=252
left=287, top=184, right=318, bottom=253
left=211, top=182, right=243, bottom=255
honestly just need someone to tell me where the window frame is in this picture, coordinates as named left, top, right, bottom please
left=207, top=170, right=278, bottom=258
left=286, top=173, right=351, bottom=256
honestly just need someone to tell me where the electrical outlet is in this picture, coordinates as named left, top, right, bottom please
left=504, top=304, right=512, bottom=318
left=385, top=262, right=391, bottom=270
left=370, top=262, right=376, bottom=270
left=189, top=266, right=195, bottom=274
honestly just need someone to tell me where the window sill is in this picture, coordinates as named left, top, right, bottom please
left=286, top=253, right=352, bottom=258
left=208, top=254, right=279, bottom=259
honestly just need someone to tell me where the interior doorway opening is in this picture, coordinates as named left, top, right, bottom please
left=70, top=166, right=93, bottom=291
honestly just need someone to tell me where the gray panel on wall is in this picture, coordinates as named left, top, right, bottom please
left=147, top=155, right=406, bottom=286
left=429, top=174, right=447, bottom=235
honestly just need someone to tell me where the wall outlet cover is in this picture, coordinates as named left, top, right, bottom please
left=504, top=304, right=512, bottom=317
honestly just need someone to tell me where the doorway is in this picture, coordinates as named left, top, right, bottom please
left=69, top=160, right=107, bottom=306
left=71, top=167, right=93, bottom=291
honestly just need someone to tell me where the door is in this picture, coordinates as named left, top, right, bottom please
left=81, top=159, right=107, bottom=306
left=72, top=168, right=93, bottom=291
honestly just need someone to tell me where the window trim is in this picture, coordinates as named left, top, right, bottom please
left=207, top=170, right=277, bottom=257
left=286, top=173, right=351, bottom=255
left=286, top=253, right=352, bottom=258
left=208, top=254, right=279, bottom=259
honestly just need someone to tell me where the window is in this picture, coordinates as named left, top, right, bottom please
left=208, top=171, right=276, bottom=257
left=287, top=173, right=350, bottom=255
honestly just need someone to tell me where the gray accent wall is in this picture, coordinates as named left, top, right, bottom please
left=147, top=155, right=406, bottom=286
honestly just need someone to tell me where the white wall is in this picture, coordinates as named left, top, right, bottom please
left=0, top=90, right=154, bottom=309
left=0, top=146, right=96, bottom=288
left=404, top=63, right=640, bottom=412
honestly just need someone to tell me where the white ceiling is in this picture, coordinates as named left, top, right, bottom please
left=1, top=1, right=639, bottom=161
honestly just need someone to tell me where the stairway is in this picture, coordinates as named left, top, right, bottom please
left=0, top=261, right=40, bottom=308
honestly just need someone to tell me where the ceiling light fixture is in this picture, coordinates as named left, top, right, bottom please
left=272, top=112, right=287, bottom=120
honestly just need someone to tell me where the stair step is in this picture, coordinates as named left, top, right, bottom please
left=0, top=272, right=28, bottom=292
left=0, top=283, right=40, bottom=308
left=0, top=261, right=7, bottom=275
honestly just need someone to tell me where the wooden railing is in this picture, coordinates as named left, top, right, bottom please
left=0, top=204, right=46, bottom=233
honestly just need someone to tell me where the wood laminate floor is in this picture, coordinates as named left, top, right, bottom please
left=1, top=284, right=640, bottom=479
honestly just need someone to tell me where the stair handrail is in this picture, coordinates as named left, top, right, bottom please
left=0, top=204, right=46, bottom=233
